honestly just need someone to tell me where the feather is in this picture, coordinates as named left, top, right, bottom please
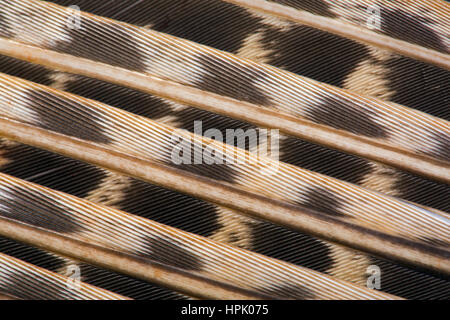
left=0, top=1, right=448, bottom=182
left=0, top=172, right=400, bottom=300
left=0, top=0, right=448, bottom=299
left=0, top=251, right=130, bottom=300
left=0, top=72, right=448, bottom=252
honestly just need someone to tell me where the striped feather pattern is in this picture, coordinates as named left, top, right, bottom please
left=0, top=251, right=129, bottom=300
left=0, top=0, right=448, bottom=300
left=0, top=0, right=448, bottom=164
left=0, top=73, right=448, bottom=247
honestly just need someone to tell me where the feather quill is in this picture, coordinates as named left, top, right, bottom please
left=0, top=0, right=448, bottom=300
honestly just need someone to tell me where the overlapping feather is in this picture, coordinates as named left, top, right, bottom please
left=0, top=0, right=448, bottom=300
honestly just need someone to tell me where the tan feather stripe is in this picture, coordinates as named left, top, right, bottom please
left=0, top=72, right=448, bottom=247
left=0, top=118, right=448, bottom=275
left=0, top=0, right=448, bottom=183
left=0, top=38, right=448, bottom=184
left=223, top=0, right=450, bottom=70
left=0, top=173, right=401, bottom=300
left=0, top=217, right=262, bottom=300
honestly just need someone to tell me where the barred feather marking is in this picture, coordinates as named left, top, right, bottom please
left=1, top=0, right=448, bottom=168
left=0, top=252, right=129, bottom=300
left=0, top=0, right=446, bottom=300
left=0, top=172, right=402, bottom=300
left=1, top=37, right=448, bottom=183
left=224, top=0, right=450, bottom=69
left=0, top=184, right=82, bottom=233
left=1, top=73, right=448, bottom=249
left=0, top=235, right=188, bottom=300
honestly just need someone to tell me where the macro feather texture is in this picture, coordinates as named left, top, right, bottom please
left=0, top=0, right=448, bottom=300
